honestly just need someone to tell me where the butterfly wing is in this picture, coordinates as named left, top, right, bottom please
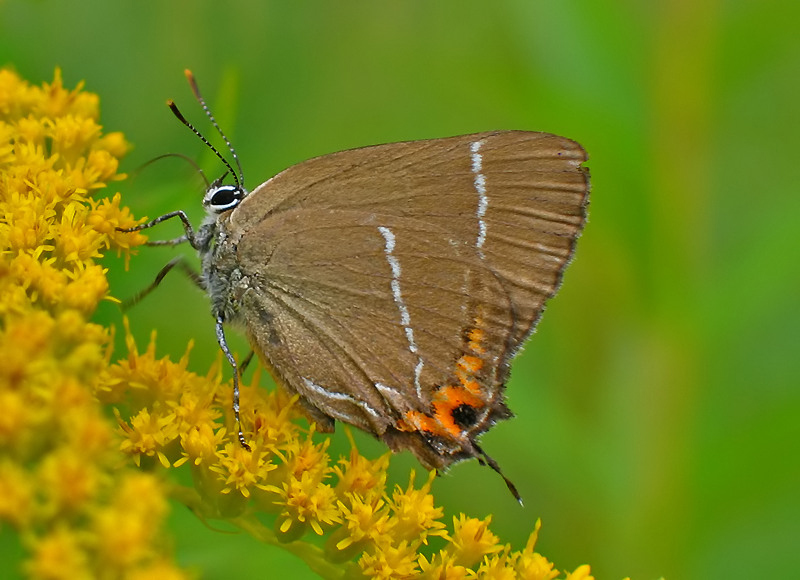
left=222, top=131, right=589, bottom=469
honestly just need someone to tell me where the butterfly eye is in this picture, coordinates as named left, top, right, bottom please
left=205, top=185, right=244, bottom=213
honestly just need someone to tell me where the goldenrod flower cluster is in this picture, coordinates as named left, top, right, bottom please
left=0, top=68, right=183, bottom=579
left=0, top=68, right=622, bottom=579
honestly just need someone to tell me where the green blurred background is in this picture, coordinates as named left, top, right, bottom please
left=2, top=1, right=798, bottom=578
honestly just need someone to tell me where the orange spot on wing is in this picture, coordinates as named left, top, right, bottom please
left=455, top=353, right=484, bottom=392
left=397, top=314, right=493, bottom=439
left=468, top=327, right=486, bottom=354
left=457, top=355, right=483, bottom=374
left=461, top=380, right=481, bottom=396
left=401, top=385, right=485, bottom=438
left=400, top=411, right=439, bottom=434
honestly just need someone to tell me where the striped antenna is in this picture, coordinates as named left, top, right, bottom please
left=166, top=99, right=242, bottom=190
left=183, top=69, right=245, bottom=188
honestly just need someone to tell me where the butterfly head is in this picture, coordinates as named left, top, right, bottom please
left=168, top=70, right=247, bottom=219
left=203, top=183, right=248, bottom=215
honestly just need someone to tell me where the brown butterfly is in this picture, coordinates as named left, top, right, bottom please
left=122, top=71, right=589, bottom=502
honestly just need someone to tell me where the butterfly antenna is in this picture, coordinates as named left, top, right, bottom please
left=132, top=152, right=210, bottom=188
left=183, top=69, right=245, bottom=188
left=167, top=98, right=242, bottom=190
left=167, top=99, right=243, bottom=188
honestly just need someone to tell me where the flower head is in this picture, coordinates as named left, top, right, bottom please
left=0, top=67, right=182, bottom=579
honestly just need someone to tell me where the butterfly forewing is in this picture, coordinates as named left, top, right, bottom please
left=219, top=130, right=589, bottom=469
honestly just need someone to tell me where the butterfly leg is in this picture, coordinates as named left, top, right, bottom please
left=215, top=316, right=251, bottom=450
left=472, top=441, right=523, bottom=505
left=239, top=350, right=255, bottom=377
left=116, top=210, right=198, bottom=248
left=144, top=234, right=190, bottom=247
left=120, top=256, right=204, bottom=311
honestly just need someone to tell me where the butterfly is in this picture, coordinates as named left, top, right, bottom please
left=122, top=70, right=589, bottom=502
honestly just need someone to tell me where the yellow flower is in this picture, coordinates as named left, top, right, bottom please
left=0, top=67, right=175, bottom=578
left=390, top=470, right=448, bottom=545
left=3, top=196, right=55, bottom=252
left=117, top=407, right=177, bottom=468
left=92, top=474, right=169, bottom=570
left=327, top=492, right=393, bottom=561
left=53, top=202, right=104, bottom=264
left=177, top=421, right=226, bottom=467
left=0, top=459, right=34, bottom=528
left=563, top=565, right=596, bottom=580
left=516, top=552, right=560, bottom=580
left=62, top=264, right=110, bottom=314
left=246, top=382, right=302, bottom=449
left=88, top=193, right=148, bottom=254
left=25, top=525, right=93, bottom=580
left=213, top=440, right=277, bottom=499
left=268, top=470, right=343, bottom=539
left=477, top=547, right=519, bottom=580
left=171, top=387, right=222, bottom=434
left=418, top=549, right=471, bottom=579
left=447, top=514, right=504, bottom=569
left=333, top=446, right=391, bottom=502
left=358, top=538, right=420, bottom=579
left=512, top=520, right=559, bottom=579
left=37, top=448, right=104, bottom=517
left=126, top=561, right=191, bottom=580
